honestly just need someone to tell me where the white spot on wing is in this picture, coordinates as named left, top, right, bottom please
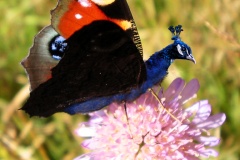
left=78, top=0, right=91, bottom=7
left=75, top=13, right=82, bottom=19
left=92, top=0, right=115, bottom=6
left=177, top=44, right=184, bottom=56
left=52, top=55, right=61, bottom=60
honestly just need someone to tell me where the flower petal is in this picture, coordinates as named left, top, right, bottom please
left=196, top=136, right=220, bottom=146
left=74, top=153, right=92, bottom=160
left=75, top=125, right=96, bottom=137
left=184, top=101, right=201, bottom=115
left=192, top=102, right=211, bottom=124
left=199, top=148, right=219, bottom=157
left=196, top=113, right=226, bottom=130
left=179, top=79, right=199, bottom=104
left=81, top=139, right=99, bottom=149
left=163, top=78, right=185, bottom=101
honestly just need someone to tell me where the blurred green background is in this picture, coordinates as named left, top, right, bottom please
left=0, top=0, right=239, bottom=159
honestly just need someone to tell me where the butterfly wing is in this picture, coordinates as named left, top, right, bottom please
left=51, top=0, right=143, bottom=55
left=21, top=0, right=146, bottom=117
left=21, top=26, right=60, bottom=91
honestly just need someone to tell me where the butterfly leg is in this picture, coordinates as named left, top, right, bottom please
left=123, top=101, right=129, bottom=122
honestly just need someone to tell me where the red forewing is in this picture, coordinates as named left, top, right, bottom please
left=51, top=0, right=143, bottom=55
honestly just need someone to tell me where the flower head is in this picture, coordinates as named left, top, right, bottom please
left=75, top=78, right=226, bottom=160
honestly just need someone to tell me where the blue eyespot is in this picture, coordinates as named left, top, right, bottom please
left=49, top=35, right=67, bottom=60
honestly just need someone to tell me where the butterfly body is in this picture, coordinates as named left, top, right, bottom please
left=21, top=0, right=195, bottom=117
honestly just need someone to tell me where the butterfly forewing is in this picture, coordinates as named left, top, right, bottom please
left=51, top=0, right=143, bottom=55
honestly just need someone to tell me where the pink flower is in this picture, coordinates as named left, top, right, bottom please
left=75, top=78, right=226, bottom=160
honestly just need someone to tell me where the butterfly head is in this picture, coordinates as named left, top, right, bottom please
left=168, top=25, right=196, bottom=64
